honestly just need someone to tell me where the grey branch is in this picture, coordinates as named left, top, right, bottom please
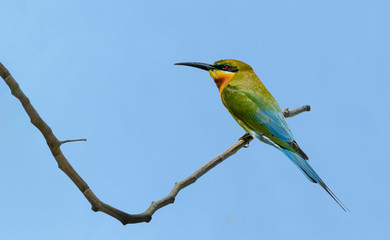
left=60, top=139, right=87, bottom=145
left=0, top=62, right=310, bottom=225
left=283, top=105, right=311, bottom=118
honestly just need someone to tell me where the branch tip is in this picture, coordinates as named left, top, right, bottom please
left=283, top=105, right=311, bottom=118
left=0, top=62, right=11, bottom=79
left=60, top=139, right=87, bottom=145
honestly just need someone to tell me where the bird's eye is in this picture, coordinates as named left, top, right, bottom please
left=221, top=64, right=228, bottom=70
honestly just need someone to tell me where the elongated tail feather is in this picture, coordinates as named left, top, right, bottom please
left=254, top=133, right=348, bottom=211
left=281, top=148, right=349, bottom=211
left=281, top=149, right=319, bottom=183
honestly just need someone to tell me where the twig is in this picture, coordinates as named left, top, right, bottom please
left=283, top=105, right=311, bottom=118
left=60, top=139, right=87, bottom=145
left=0, top=62, right=310, bottom=225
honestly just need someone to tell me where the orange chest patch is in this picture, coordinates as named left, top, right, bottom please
left=209, top=71, right=235, bottom=93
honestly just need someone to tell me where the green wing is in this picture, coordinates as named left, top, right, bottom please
left=221, top=85, right=295, bottom=151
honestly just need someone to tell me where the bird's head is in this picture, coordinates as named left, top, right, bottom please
left=175, top=59, right=252, bottom=92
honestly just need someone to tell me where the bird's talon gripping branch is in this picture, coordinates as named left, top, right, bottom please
left=239, top=133, right=252, bottom=142
left=238, top=133, right=253, bottom=148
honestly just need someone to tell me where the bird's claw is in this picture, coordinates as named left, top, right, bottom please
left=239, top=133, right=252, bottom=141
left=239, top=133, right=252, bottom=148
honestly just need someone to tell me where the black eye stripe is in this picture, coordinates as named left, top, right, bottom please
left=214, top=64, right=239, bottom=72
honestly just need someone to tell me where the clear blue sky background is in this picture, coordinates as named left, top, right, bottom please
left=1, top=0, right=389, bottom=239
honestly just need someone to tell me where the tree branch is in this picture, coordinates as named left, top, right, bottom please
left=0, top=62, right=311, bottom=225
left=283, top=105, right=311, bottom=118
left=60, top=139, right=87, bottom=145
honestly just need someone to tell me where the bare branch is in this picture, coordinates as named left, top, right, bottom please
left=0, top=62, right=310, bottom=225
left=283, top=105, right=311, bottom=118
left=60, top=139, right=87, bottom=145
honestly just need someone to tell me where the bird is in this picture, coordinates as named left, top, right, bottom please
left=175, top=59, right=348, bottom=211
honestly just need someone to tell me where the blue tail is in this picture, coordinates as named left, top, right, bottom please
left=254, top=133, right=348, bottom=211
left=281, top=148, right=320, bottom=183
left=281, top=148, right=349, bottom=212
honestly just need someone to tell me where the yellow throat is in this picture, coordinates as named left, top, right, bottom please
left=209, top=70, right=235, bottom=94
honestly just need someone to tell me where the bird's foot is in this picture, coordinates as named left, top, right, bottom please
left=239, top=133, right=253, bottom=148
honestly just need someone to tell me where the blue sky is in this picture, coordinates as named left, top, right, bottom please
left=1, top=0, right=389, bottom=239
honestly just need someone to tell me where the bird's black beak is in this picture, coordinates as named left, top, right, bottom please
left=174, top=62, right=215, bottom=71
